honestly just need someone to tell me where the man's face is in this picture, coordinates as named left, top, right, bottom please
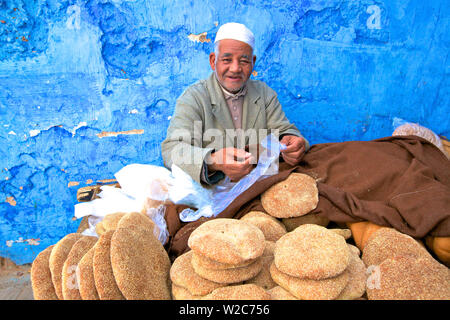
left=209, top=39, right=256, bottom=93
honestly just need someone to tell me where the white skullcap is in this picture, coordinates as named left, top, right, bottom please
left=214, top=22, right=255, bottom=49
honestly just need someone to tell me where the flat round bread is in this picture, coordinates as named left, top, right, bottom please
left=192, top=256, right=263, bottom=284
left=172, top=283, right=204, bottom=300
left=329, top=228, right=352, bottom=240
left=110, top=226, right=171, bottom=300
left=240, top=211, right=287, bottom=242
left=191, top=251, right=256, bottom=270
left=362, top=228, right=432, bottom=267
left=268, top=286, right=298, bottom=300
left=170, top=250, right=225, bottom=296
left=31, top=245, right=58, bottom=300
left=270, top=262, right=349, bottom=300
left=188, top=218, right=265, bottom=265
left=62, top=236, right=97, bottom=300
left=202, top=284, right=270, bottom=300
left=274, top=224, right=350, bottom=280
left=366, top=255, right=450, bottom=300
left=95, top=212, right=127, bottom=236
left=117, top=211, right=160, bottom=240
left=336, top=250, right=366, bottom=300
left=93, top=230, right=125, bottom=300
left=244, top=241, right=276, bottom=290
left=261, top=173, right=319, bottom=218
left=77, top=247, right=99, bottom=300
left=49, top=233, right=83, bottom=299
left=282, top=212, right=329, bottom=232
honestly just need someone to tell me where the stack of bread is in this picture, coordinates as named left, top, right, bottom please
left=170, top=218, right=271, bottom=300
left=270, top=224, right=366, bottom=300
left=31, top=212, right=171, bottom=300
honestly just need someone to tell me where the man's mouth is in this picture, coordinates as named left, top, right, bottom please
left=227, top=75, right=242, bottom=81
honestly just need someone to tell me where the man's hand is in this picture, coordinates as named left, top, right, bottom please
left=207, top=147, right=256, bottom=181
left=280, top=135, right=306, bottom=166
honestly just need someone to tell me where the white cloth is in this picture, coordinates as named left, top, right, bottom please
left=214, top=22, right=255, bottom=49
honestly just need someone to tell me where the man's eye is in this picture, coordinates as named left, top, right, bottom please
left=240, top=60, right=250, bottom=64
left=222, top=58, right=232, bottom=62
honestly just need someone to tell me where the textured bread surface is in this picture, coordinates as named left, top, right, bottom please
left=62, top=236, right=97, bottom=300
left=49, top=233, right=84, bottom=299
left=31, top=245, right=58, bottom=300
left=110, top=226, right=171, bottom=300
left=261, top=173, right=319, bottom=218
left=274, top=224, right=350, bottom=279
left=188, top=218, right=265, bottom=265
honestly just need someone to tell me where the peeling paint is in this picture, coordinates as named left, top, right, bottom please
left=6, top=238, right=40, bottom=247
left=188, top=32, right=211, bottom=43
left=68, top=181, right=79, bottom=187
left=97, top=179, right=117, bottom=184
left=86, top=179, right=93, bottom=184
left=6, top=196, right=16, bottom=206
left=96, top=129, right=144, bottom=138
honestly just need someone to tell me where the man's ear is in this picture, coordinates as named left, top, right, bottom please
left=209, top=53, right=216, bottom=71
left=252, top=55, right=257, bottom=67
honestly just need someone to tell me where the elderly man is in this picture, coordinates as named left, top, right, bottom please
left=161, top=22, right=309, bottom=185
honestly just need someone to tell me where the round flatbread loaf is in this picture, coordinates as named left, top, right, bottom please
left=171, top=284, right=204, bottom=300
left=188, top=218, right=265, bottom=265
left=261, top=173, right=318, bottom=218
left=366, top=255, right=450, bottom=300
left=362, top=228, right=432, bottom=267
left=192, top=256, right=263, bottom=284
left=244, top=241, right=277, bottom=290
left=110, top=226, right=171, bottom=300
left=77, top=247, right=99, bottom=300
left=49, top=233, right=83, bottom=299
left=282, top=212, right=329, bottom=231
left=330, top=228, right=352, bottom=240
left=270, top=262, right=349, bottom=300
left=268, top=286, right=298, bottom=300
left=62, top=236, right=97, bottom=300
left=240, top=211, right=287, bottom=242
left=336, top=250, right=366, bottom=300
left=93, top=230, right=125, bottom=300
left=31, top=245, right=58, bottom=300
left=117, top=211, right=159, bottom=238
left=170, top=250, right=225, bottom=295
left=202, top=284, right=270, bottom=300
left=191, top=251, right=255, bottom=270
left=95, top=212, right=127, bottom=236
left=274, top=224, right=350, bottom=280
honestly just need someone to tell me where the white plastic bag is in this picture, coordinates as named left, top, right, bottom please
left=74, top=164, right=171, bottom=244
left=169, top=134, right=286, bottom=222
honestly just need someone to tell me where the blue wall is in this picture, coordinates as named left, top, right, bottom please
left=1, top=0, right=448, bottom=264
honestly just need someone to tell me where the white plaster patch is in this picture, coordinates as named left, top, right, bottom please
left=8, top=131, right=16, bottom=135
left=129, top=109, right=139, bottom=114
left=29, top=129, right=41, bottom=137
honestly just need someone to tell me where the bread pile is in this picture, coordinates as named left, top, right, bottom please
left=362, top=228, right=450, bottom=300
left=170, top=218, right=271, bottom=300
left=270, top=224, right=366, bottom=300
left=31, top=212, right=171, bottom=300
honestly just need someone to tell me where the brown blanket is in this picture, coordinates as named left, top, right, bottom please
left=164, top=136, right=450, bottom=260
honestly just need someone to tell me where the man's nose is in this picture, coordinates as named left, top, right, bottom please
left=229, top=60, right=241, bottom=73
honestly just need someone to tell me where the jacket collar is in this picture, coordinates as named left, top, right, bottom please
left=206, top=73, right=262, bottom=131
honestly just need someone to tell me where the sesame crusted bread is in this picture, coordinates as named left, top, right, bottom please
left=93, top=230, right=125, bottom=300
left=336, top=249, right=366, bottom=300
left=188, top=218, right=265, bottom=265
left=191, top=255, right=264, bottom=284
left=366, top=255, right=450, bottom=300
left=117, top=211, right=159, bottom=238
left=49, top=233, right=84, bottom=299
left=270, top=262, right=349, bottom=300
left=362, top=227, right=432, bottom=267
left=244, top=241, right=277, bottom=290
left=170, top=250, right=225, bottom=296
left=202, top=284, right=270, bottom=300
left=171, top=283, right=204, bottom=300
left=274, top=224, right=350, bottom=280
left=268, top=286, right=298, bottom=300
left=31, top=245, right=58, bottom=300
left=61, top=236, right=97, bottom=300
left=110, top=226, right=171, bottom=299
left=77, top=247, right=99, bottom=300
left=240, top=211, right=287, bottom=242
left=261, top=173, right=319, bottom=218
left=95, top=212, right=127, bottom=236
